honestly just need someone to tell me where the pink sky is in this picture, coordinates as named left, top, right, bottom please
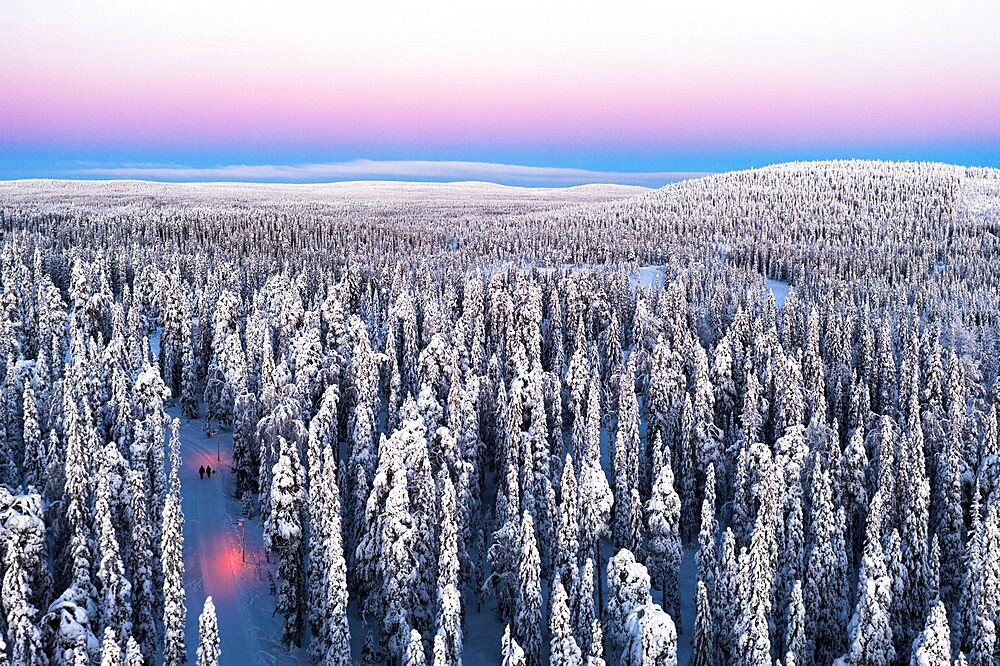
left=2, top=0, right=999, bottom=181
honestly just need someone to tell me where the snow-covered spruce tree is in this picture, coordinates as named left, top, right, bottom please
left=488, top=437, right=522, bottom=626
left=384, top=325, right=404, bottom=435
left=526, top=365, right=556, bottom=576
left=161, top=490, right=185, bottom=665
left=554, top=455, right=581, bottom=594
left=801, top=308, right=826, bottom=423
left=586, top=618, right=607, bottom=666
left=125, top=467, right=157, bottom=662
left=550, top=578, right=582, bottom=666
left=774, top=352, right=805, bottom=442
left=957, top=485, right=984, bottom=656
left=978, top=404, right=999, bottom=507
left=133, top=362, right=171, bottom=557
left=100, top=626, right=121, bottom=666
left=842, top=425, right=868, bottom=560
left=306, top=385, right=337, bottom=640
left=45, top=587, right=101, bottom=665
left=95, top=447, right=132, bottom=641
left=675, top=395, right=698, bottom=544
left=690, top=339, right=723, bottom=493
left=599, top=310, right=622, bottom=388
left=501, top=624, right=526, bottom=666
left=179, top=299, right=200, bottom=419
left=625, top=488, right=644, bottom=564
left=909, top=600, right=951, bottom=665
left=565, top=316, right=590, bottom=440
left=416, top=333, right=452, bottom=432
left=873, top=322, right=896, bottom=418
left=256, top=360, right=307, bottom=533
left=204, top=289, right=244, bottom=425
left=398, top=396, right=438, bottom=638
left=709, top=331, right=736, bottom=432
left=605, top=548, right=653, bottom=657
left=697, top=463, right=718, bottom=596
left=927, top=535, right=941, bottom=610
left=713, top=528, right=739, bottom=662
left=578, top=377, right=613, bottom=598
left=355, top=434, right=396, bottom=597
left=21, top=383, right=46, bottom=491
left=805, top=461, right=847, bottom=664
left=203, top=330, right=245, bottom=429
left=573, top=557, right=597, bottom=657
left=292, top=317, right=326, bottom=413
left=231, top=390, right=260, bottom=509
left=646, top=448, right=681, bottom=621
left=835, top=491, right=894, bottom=666
left=431, top=633, right=447, bottom=666
left=123, top=637, right=143, bottom=666
left=453, top=373, right=483, bottom=589
left=622, top=601, right=677, bottom=666
left=773, top=480, right=804, bottom=646
left=313, top=443, right=351, bottom=665
left=0, top=490, right=46, bottom=666
left=735, top=443, right=780, bottom=666
left=346, top=314, right=382, bottom=552
left=613, top=359, right=640, bottom=550
left=159, top=275, right=187, bottom=400
left=898, top=431, right=930, bottom=648
left=935, top=431, right=964, bottom=613
left=690, top=580, right=715, bottom=666
left=515, top=511, right=542, bottom=666
left=404, top=628, right=426, bottom=666
left=265, top=434, right=306, bottom=647
left=196, top=596, right=220, bottom=666
left=379, top=441, right=418, bottom=660
left=783, top=580, right=806, bottom=666
left=397, top=290, right=421, bottom=400
left=62, top=394, right=99, bottom=623
left=882, top=528, right=908, bottom=659
left=960, top=497, right=1000, bottom=666
left=434, top=472, right=462, bottom=666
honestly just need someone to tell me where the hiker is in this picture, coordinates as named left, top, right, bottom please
left=206, top=465, right=213, bottom=478
left=199, top=465, right=205, bottom=479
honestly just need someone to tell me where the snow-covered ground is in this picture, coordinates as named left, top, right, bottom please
left=633, top=266, right=665, bottom=291
left=765, top=278, right=791, bottom=307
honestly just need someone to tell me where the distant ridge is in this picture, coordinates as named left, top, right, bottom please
left=0, top=179, right=650, bottom=208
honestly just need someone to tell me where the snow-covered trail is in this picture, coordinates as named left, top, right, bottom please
left=173, top=412, right=309, bottom=665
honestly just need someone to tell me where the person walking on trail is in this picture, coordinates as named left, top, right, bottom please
left=206, top=465, right=213, bottom=479
left=199, top=465, right=205, bottom=479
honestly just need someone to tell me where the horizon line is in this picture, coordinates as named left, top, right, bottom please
left=61, top=158, right=711, bottom=187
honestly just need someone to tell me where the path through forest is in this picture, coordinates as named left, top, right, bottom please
left=172, top=410, right=309, bottom=665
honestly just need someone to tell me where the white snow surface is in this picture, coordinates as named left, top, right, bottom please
left=765, top=278, right=791, bottom=307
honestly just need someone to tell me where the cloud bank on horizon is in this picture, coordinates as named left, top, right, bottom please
left=3, top=0, right=999, bottom=183
left=71, top=160, right=706, bottom=187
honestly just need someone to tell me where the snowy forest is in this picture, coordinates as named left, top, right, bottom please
left=0, top=159, right=999, bottom=666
